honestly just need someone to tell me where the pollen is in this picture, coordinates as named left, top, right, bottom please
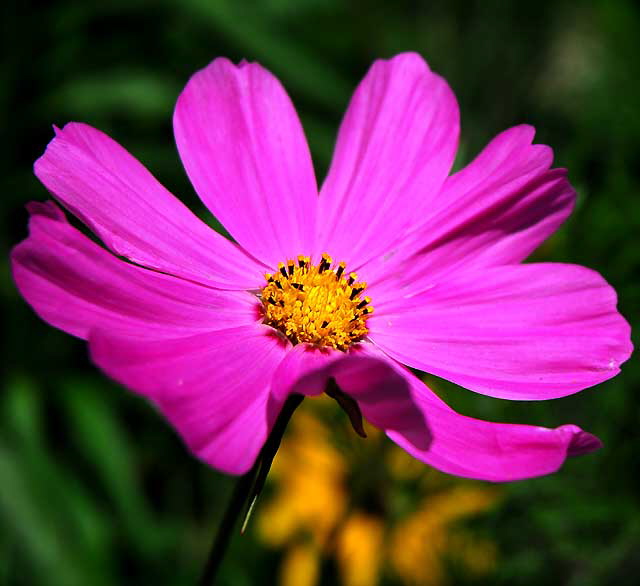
left=260, top=254, right=373, bottom=351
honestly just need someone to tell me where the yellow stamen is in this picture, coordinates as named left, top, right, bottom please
left=260, top=254, right=374, bottom=351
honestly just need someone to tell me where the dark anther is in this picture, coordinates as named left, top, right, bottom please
left=350, top=287, right=363, bottom=300
left=291, top=283, right=304, bottom=290
left=356, top=299, right=368, bottom=309
left=347, top=275, right=355, bottom=286
left=267, top=298, right=277, bottom=305
left=287, top=262, right=295, bottom=276
left=279, top=265, right=288, bottom=278
left=335, top=265, right=345, bottom=279
left=321, top=320, right=329, bottom=328
left=325, top=378, right=367, bottom=438
left=275, top=281, right=283, bottom=289
left=298, top=258, right=306, bottom=268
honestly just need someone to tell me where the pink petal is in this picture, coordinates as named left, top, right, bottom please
left=270, top=343, right=343, bottom=401
left=365, top=125, right=576, bottom=289
left=11, top=202, right=258, bottom=340
left=90, top=325, right=290, bottom=475
left=331, top=351, right=601, bottom=482
left=174, top=58, right=318, bottom=266
left=317, top=52, right=459, bottom=269
left=34, top=123, right=264, bottom=290
left=370, top=263, right=633, bottom=400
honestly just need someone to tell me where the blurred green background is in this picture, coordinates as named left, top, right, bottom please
left=2, top=0, right=638, bottom=584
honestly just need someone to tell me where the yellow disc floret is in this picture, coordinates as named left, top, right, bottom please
left=261, top=254, right=373, bottom=351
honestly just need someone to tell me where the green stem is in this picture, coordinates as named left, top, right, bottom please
left=198, top=393, right=304, bottom=585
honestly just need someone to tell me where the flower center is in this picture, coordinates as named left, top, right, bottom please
left=260, top=254, right=373, bottom=351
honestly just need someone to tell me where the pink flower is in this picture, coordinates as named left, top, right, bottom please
left=12, top=53, right=632, bottom=482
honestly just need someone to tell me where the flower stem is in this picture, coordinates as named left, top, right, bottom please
left=198, top=393, right=304, bottom=585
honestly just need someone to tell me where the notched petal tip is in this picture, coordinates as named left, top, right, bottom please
left=381, top=51, right=430, bottom=69
left=511, top=123, right=536, bottom=140
left=34, top=121, right=82, bottom=177
left=25, top=200, right=65, bottom=222
left=565, top=427, right=603, bottom=457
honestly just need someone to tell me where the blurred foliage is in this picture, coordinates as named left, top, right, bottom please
left=2, top=0, right=639, bottom=584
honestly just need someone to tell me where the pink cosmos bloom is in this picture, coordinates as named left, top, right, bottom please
left=12, top=53, right=632, bottom=482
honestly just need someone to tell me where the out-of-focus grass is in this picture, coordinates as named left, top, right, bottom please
left=2, top=0, right=639, bottom=584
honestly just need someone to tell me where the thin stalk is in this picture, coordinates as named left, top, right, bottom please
left=198, top=393, right=304, bottom=585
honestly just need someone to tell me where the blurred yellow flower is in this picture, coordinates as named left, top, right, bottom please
left=337, top=513, right=384, bottom=586
left=257, top=408, right=347, bottom=548
left=389, top=486, right=499, bottom=585
left=256, top=399, right=501, bottom=586
left=281, top=542, right=320, bottom=586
